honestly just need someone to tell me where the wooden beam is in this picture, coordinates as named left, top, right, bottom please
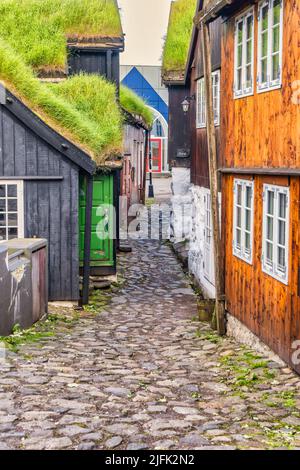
left=194, top=0, right=233, bottom=26
left=201, top=22, right=226, bottom=335
left=82, top=174, right=93, bottom=306
left=219, top=167, right=300, bottom=176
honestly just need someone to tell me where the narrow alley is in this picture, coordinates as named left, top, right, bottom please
left=1, top=186, right=300, bottom=450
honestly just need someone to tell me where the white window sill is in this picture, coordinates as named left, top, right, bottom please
left=262, top=266, right=288, bottom=285
left=233, top=251, right=253, bottom=266
left=196, top=124, right=206, bottom=129
left=257, top=83, right=282, bottom=94
left=234, top=90, right=254, bottom=100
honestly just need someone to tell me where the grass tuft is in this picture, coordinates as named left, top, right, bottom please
left=120, top=85, right=153, bottom=128
left=162, top=0, right=197, bottom=74
left=0, top=0, right=122, bottom=70
left=0, top=39, right=123, bottom=163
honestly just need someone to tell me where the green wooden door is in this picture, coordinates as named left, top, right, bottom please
left=79, top=174, right=114, bottom=268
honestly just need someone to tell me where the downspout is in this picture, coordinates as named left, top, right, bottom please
left=82, top=174, right=93, bottom=306
left=143, top=129, right=149, bottom=205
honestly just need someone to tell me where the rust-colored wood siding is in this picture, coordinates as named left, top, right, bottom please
left=221, top=1, right=300, bottom=373
left=221, top=1, right=300, bottom=169
left=223, top=174, right=300, bottom=373
left=190, top=17, right=221, bottom=188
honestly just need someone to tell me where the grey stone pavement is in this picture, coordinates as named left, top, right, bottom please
left=0, top=186, right=300, bottom=450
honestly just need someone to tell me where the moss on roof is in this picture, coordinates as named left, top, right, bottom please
left=0, top=0, right=122, bottom=72
left=120, top=85, right=153, bottom=128
left=0, top=38, right=123, bottom=165
left=162, top=0, right=197, bottom=79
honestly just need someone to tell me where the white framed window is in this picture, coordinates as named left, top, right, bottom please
left=262, top=184, right=289, bottom=284
left=257, top=0, right=283, bottom=92
left=196, top=70, right=220, bottom=128
left=233, top=179, right=254, bottom=264
left=234, top=7, right=254, bottom=98
left=0, top=181, right=24, bottom=242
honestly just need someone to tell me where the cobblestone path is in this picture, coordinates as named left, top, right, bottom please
left=1, top=238, right=300, bottom=450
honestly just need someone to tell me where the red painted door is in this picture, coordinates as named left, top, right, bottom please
left=147, top=139, right=162, bottom=173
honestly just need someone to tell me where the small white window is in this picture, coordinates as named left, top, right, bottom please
left=233, top=179, right=254, bottom=264
left=196, top=70, right=220, bottom=128
left=257, top=0, right=283, bottom=92
left=262, top=184, right=289, bottom=284
left=234, top=7, right=254, bottom=98
left=0, top=181, right=24, bottom=242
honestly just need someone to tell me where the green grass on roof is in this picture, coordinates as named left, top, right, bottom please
left=162, top=0, right=197, bottom=74
left=120, top=85, right=153, bottom=128
left=0, top=0, right=122, bottom=70
left=0, top=38, right=123, bottom=164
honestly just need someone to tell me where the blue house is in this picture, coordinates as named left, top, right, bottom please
left=121, top=65, right=169, bottom=174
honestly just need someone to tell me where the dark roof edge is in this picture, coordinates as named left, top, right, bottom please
left=122, top=107, right=151, bottom=131
left=1, top=86, right=95, bottom=174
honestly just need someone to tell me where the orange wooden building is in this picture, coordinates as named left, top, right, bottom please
left=197, top=0, right=300, bottom=372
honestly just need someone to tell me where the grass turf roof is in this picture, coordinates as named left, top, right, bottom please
left=0, top=0, right=122, bottom=71
left=120, top=85, right=153, bottom=128
left=162, top=0, right=197, bottom=77
left=0, top=38, right=123, bottom=165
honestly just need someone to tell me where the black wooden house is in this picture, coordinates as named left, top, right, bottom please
left=0, top=84, right=95, bottom=302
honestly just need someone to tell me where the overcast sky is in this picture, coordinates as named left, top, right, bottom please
left=118, top=0, right=172, bottom=66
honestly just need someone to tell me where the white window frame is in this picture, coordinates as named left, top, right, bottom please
left=233, top=178, right=254, bottom=264
left=257, top=0, right=284, bottom=93
left=262, top=184, right=289, bottom=284
left=0, top=180, right=24, bottom=242
left=196, top=70, right=220, bottom=129
left=234, top=7, right=255, bottom=99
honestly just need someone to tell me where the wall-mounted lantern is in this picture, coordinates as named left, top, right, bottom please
left=181, top=95, right=195, bottom=114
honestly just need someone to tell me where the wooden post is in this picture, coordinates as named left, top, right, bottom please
left=82, top=174, right=93, bottom=306
left=201, top=22, right=226, bottom=335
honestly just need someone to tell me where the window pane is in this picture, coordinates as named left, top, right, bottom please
left=238, top=21, right=243, bottom=43
left=273, top=0, right=281, bottom=25
left=8, top=227, right=17, bottom=239
left=266, top=241, right=273, bottom=262
left=0, top=228, right=6, bottom=240
left=261, top=58, right=268, bottom=83
left=246, top=40, right=252, bottom=63
left=261, top=31, right=268, bottom=57
left=0, top=199, right=5, bottom=212
left=278, top=219, right=285, bottom=246
left=262, top=5, right=269, bottom=30
left=7, top=199, right=17, bottom=212
left=237, top=44, right=243, bottom=67
left=267, top=191, right=275, bottom=215
left=0, top=186, right=5, bottom=197
left=237, top=185, right=242, bottom=205
left=245, top=209, right=251, bottom=231
left=279, top=193, right=286, bottom=218
left=7, top=213, right=18, bottom=226
left=237, top=207, right=242, bottom=228
left=246, top=186, right=252, bottom=207
left=7, top=185, right=17, bottom=197
left=278, top=246, right=285, bottom=269
left=0, top=213, right=6, bottom=226
left=267, top=216, right=273, bottom=240
left=272, top=25, right=280, bottom=53
left=246, top=15, right=253, bottom=39
left=237, top=69, right=242, bottom=90
left=272, top=54, right=280, bottom=81
left=236, top=228, right=241, bottom=247
left=245, top=232, right=250, bottom=251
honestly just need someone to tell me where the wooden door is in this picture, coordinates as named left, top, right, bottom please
left=148, top=139, right=162, bottom=173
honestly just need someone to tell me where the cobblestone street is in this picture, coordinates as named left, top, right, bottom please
left=1, top=221, right=300, bottom=449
